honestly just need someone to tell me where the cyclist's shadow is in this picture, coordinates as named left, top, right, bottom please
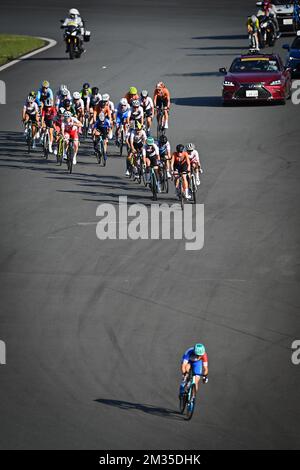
left=94, top=398, right=182, bottom=420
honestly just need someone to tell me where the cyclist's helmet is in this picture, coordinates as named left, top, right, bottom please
left=186, top=143, right=195, bottom=152
left=129, top=86, right=137, bottom=95
left=176, top=144, right=185, bottom=153
left=29, top=90, right=36, bottom=98
left=194, top=343, right=206, bottom=356
left=27, top=95, right=35, bottom=103
left=42, top=80, right=49, bottom=88
left=61, top=88, right=68, bottom=97
left=159, top=135, right=168, bottom=145
left=92, top=87, right=99, bottom=95
left=60, top=84, right=67, bottom=93
left=251, top=14, right=258, bottom=23
left=82, top=82, right=90, bottom=90
left=59, top=107, right=65, bottom=115
left=141, top=90, right=148, bottom=98
left=98, top=112, right=105, bottom=122
left=146, top=137, right=154, bottom=146
left=156, top=81, right=165, bottom=89
left=120, top=98, right=128, bottom=106
left=136, top=121, right=143, bottom=130
left=132, top=100, right=140, bottom=107
left=44, top=98, right=52, bottom=107
left=102, top=93, right=110, bottom=102
left=73, top=91, right=81, bottom=100
left=64, top=111, right=72, bottom=118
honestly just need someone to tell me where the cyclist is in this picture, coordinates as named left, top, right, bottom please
left=41, top=98, right=57, bottom=153
left=158, top=135, right=172, bottom=179
left=53, top=107, right=66, bottom=156
left=171, top=144, right=191, bottom=200
left=93, top=95, right=112, bottom=124
left=130, top=99, right=144, bottom=128
left=185, top=143, right=202, bottom=186
left=142, top=136, right=161, bottom=191
left=61, top=98, right=76, bottom=116
left=80, top=82, right=91, bottom=111
left=153, top=81, right=171, bottom=130
left=36, top=80, right=54, bottom=109
left=89, top=88, right=102, bottom=132
left=22, top=95, right=40, bottom=148
left=247, top=15, right=260, bottom=50
left=128, top=121, right=147, bottom=178
left=102, top=93, right=115, bottom=139
left=124, top=86, right=139, bottom=106
left=179, top=343, right=208, bottom=401
left=140, top=90, right=154, bottom=136
left=72, top=91, right=85, bottom=122
left=92, top=111, right=111, bottom=158
left=61, top=111, right=82, bottom=165
left=115, top=98, right=130, bottom=146
left=55, top=84, right=71, bottom=109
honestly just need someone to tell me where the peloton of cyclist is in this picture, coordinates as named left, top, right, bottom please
left=171, top=144, right=191, bottom=200
left=180, top=343, right=208, bottom=401
left=153, top=81, right=170, bottom=130
left=185, top=143, right=203, bottom=186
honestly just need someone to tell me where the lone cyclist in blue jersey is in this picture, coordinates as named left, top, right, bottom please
left=179, top=343, right=208, bottom=399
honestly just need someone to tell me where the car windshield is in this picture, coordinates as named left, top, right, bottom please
left=230, top=58, right=280, bottom=73
left=291, top=38, right=300, bottom=49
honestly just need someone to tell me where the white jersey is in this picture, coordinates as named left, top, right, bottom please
left=188, top=149, right=200, bottom=164
left=62, top=16, right=84, bottom=29
left=159, top=141, right=171, bottom=156
left=108, top=100, right=115, bottom=113
left=62, top=116, right=81, bottom=132
left=130, top=105, right=144, bottom=122
left=73, top=98, right=84, bottom=111
left=130, top=130, right=147, bottom=146
left=142, top=143, right=160, bottom=159
left=24, top=100, right=39, bottom=115
left=141, top=96, right=154, bottom=111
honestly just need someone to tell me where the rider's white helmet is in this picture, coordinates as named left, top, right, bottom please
left=64, top=111, right=72, bottom=118
left=69, top=8, right=80, bottom=16
left=120, top=98, right=128, bottom=106
left=102, top=93, right=110, bottom=101
left=73, top=91, right=81, bottom=100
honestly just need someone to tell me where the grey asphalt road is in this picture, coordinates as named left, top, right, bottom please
left=0, top=0, right=300, bottom=450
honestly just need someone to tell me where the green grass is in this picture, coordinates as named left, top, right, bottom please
left=0, top=34, right=46, bottom=66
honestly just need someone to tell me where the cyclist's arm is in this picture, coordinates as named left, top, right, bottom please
left=165, top=89, right=171, bottom=108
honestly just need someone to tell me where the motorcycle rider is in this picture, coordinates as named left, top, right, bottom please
left=257, top=1, right=280, bottom=39
left=61, top=8, right=85, bottom=53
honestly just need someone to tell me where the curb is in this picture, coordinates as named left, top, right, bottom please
left=0, top=36, right=57, bottom=73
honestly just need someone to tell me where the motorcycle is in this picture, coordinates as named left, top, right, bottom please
left=60, top=20, right=85, bottom=60
left=258, top=15, right=276, bottom=48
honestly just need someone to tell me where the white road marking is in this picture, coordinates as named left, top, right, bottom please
left=0, top=37, right=57, bottom=73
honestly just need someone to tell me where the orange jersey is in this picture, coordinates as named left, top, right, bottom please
left=172, top=151, right=189, bottom=165
left=95, top=103, right=111, bottom=119
left=153, top=87, right=170, bottom=103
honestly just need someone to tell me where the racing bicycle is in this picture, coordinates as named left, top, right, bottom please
left=94, top=135, right=107, bottom=166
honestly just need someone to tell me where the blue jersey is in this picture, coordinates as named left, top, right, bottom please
left=36, top=87, right=54, bottom=106
left=94, top=117, right=111, bottom=129
left=116, top=109, right=130, bottom=125
left=181, top=347, right=208, bottom=376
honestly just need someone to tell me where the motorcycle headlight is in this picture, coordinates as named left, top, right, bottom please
left=71, top=31, right=77, bottom=36
left=270, top=80, right=282, bottom=86
left=223, top=80, right=235, bottom=87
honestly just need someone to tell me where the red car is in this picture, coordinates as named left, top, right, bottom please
left=220, top=53, right=292, bottom=105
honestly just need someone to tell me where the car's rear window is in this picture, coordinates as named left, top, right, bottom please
left=230, top=58, right=280, bottom=73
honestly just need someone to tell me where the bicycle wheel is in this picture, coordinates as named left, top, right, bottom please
left=120, top=129, right=124, bottom=157
left=67, top=143, right=73, bottom=174
left=57, top=139, right=63, bottom=165
left=179, top=180, right=184, bottom=210
left=43, top=131, right=49, bottom=159
left=151, top=171, right=158, bottom=201
left=190, top=174, right=197, bottom=204
left=161, top=167, right=169, bottom=193
left=179, top=392, right=188, bottom=414
left=26, top=126, right=32, bottom=154
left=101, top=139, right=106, bottom=167
left=185, top=384, right=196, bottom=421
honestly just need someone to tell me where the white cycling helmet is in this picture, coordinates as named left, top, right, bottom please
left=27, top=95, right=34, bottom=103
left=73, top=91, right=81, bottom=100
left=102, top=93, right=110, bottom=101
left=186, top=143, right=195, bottom=151
left=60, top=84, right=67, bottom=92
left=69, top=8, right=80, bottom=16
left=64, top=111, right=72, bottom=118
left=251, top=15, right=258, bottom=23
left=120, top=98, right=128, bottom=106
